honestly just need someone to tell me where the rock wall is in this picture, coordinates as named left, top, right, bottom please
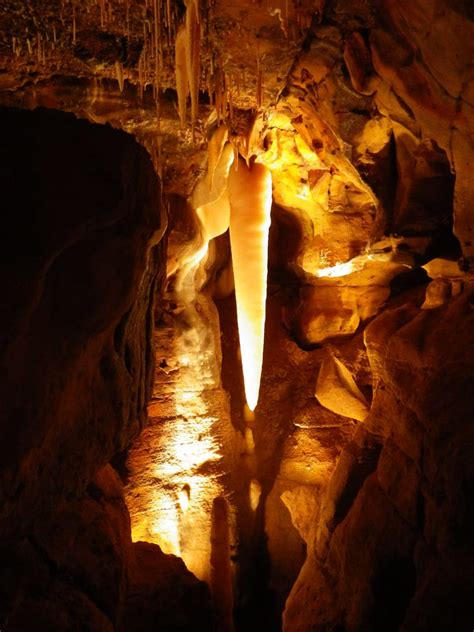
left=0, top=107, right=211, bottom=630
left=280, top=3, right=474, bottom=629
left=284, top=292, right=474, bottom=631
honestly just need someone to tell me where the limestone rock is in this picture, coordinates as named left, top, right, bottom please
left=0, top=107, right=162, bottom=539
left=284, top=292, right=474, bottom=631
left=422, top=257, right=466, bottom=279
left=281, top=486, right=319, bottom=543
left=287, top=254, right=412, bottom=345
left=343, top=31, right=376, bottom=94
left=123, top=542, right=213, bottom=632
left=315, top=354, right=369, bottom=421
left=421, top=278, right=451, bottom=309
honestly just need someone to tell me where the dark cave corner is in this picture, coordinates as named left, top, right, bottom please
left=0, top=106, right=211, bottom=631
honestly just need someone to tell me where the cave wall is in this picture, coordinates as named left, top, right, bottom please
left=0, top=1, right=473, bottom=630
left=0, top=106, right=161, bottom=536
left=0, top=107, right=211, bottom=630
left=284, top=293, right=474, bottom=632
left=279, top=3, right=474, bottom=629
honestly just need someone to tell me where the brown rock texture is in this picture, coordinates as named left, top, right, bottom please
left=0, top=106, right=161, bottom=537
left=284, top=292, right=474, bottom=631
left=124, top=540, right=212, bottom=632
left=0, top=106, right=212, bottom=630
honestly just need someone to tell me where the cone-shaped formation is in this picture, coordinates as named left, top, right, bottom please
left=185, top=0, right=201, bottom=136
left=228, top=158, right=272, bottom=411
left=175, top=25, right=188, bottom=128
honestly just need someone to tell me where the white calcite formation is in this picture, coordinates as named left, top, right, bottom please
left=228, top=158, right=273, bottom=411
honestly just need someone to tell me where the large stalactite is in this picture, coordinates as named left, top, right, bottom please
left=228, top=158, right=273, bottom=411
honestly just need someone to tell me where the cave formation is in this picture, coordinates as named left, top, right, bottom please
left=0, top=1, right=473, bottom=631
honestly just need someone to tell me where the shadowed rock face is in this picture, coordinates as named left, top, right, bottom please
left=0, top=106, right=161, bottom=535
left=0, top=107, right=211, bottom=630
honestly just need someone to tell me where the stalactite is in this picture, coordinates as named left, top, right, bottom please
left=138, top=52, right=144, bottom=99
left=256, top=63, right=263, bottom=108
left=72, top=6, right=76, bottom=45
left=166, top=0, right=172, bottom=44
left=232, top=141, right=239, bottom=170
left=207, top=124, right=228, bottom=189
left=36, top=33, right=42, bottom=62
left=228, top=88, right=234, bottom=121
left=214, top=67, right=223, bottom=125
left=192, top=142, right=234, bottom=228
left=115, top=60, right=124, bottom=92
left=153, top=0, right=159, bottom=69
left=210, top=498, right=234, bottom=632
left=152, top=0, right=162, bottom=115
left=177, top=142, right=234, bottom=290
left=207, top=73, right=213, bottom=107
left=185, top=0, right=201, bottom=138
left=227, top=158, right=272, bottom=411
left=156, top=92, right=161, bottom=133
left=126, top=0, right=131, bottom=34
left=175, top=24, right=188, bottom=129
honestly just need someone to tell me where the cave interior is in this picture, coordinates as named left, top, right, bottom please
left=0, top=1, right=473, bottom=631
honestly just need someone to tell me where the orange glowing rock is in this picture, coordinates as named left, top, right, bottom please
left=228, top=158, right=272, bottom=411
left=315, top=353, right=369, bottom=422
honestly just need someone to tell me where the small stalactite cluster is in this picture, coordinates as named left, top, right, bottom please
left=2, top=0, right=313, bottom=146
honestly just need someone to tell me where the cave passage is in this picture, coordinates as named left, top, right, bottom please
left=1, top=1, right=474, bottom=630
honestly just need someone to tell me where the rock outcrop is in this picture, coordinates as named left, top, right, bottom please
left=284, top=292, right=474, bottom=631
left=0, top=107, right=211, bottom=630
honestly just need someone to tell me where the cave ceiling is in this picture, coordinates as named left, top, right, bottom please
left=1, top=0, right=473, bottom=266
left=0, top=0, right=316, bottom=194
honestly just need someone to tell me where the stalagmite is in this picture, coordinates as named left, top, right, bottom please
left=228, top=158, right=272, bottom=411
left=175, top=25, right=188, bottom=128
left=72, top=7, right=76, bottom=45
left=249, top=479, right=261, bottom=511
left=210, top=497, right=233, bottom=632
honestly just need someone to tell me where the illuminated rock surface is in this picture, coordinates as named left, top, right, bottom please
left=316, top=353, right=369, bottom=422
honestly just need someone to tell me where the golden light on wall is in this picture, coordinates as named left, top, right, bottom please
left=126, top=305, right=236, bottom=584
